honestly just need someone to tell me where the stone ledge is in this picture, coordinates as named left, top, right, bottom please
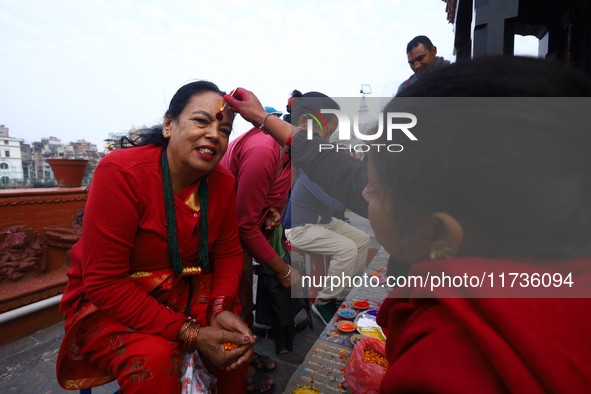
left=0, top=188, right=85, bottom=345
left=0, top=266, right=69, bottom=313
left=0, top=187, right=87, bottom=206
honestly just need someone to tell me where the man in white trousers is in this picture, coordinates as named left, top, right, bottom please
left=284, top=168, right=370, bottom=325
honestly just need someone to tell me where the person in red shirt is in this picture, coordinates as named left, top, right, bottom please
left=224, top=56, right=591, bottom=393
left=220, top=92, right=339, bottom=391
left=56, top=81, right=253, bottom=394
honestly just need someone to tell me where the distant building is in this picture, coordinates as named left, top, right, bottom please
left=33, top=137, right=64, bottom=179
left=28, top=137, right=103, bottom=180
left=0, top=126, right=104, bottom=184
left=68, top=139, right=102, bottom=178
left=20, top=143, right=34, bottom=180
left=0, top=125, right=24, bottom=185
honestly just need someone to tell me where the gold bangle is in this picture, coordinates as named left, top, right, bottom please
left=177, top=322, right=191, bottom=340
left=181, top=328, right=191, bottom=352
left=278, top=265, right=291, bottom=280
left=187, top=332, right=194, bottom=353
left=181, top=322, right=201, bottom=353
left=182, top=325, right=192, bottom=352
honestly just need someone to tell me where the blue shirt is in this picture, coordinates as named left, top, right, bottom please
left=284, top=169, right=345, bottom=229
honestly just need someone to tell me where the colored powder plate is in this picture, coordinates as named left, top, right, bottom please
left=337, top=321, right=356, bottom=332
left=353, top=300, right=370, bottom=309
left=368, top=271, right=381, bottom=276
left=338, top=308, right=356, bottom=319
left=358, top=327, right=387, bottom=342
left=292, top=386, right=320, bottom=394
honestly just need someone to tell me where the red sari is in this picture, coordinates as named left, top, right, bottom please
left=56, top=145, right=246, bottom=393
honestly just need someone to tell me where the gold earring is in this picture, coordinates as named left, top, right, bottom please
left=429, top=248, right=455, bottom=261
left=163, top=130, right=170, bottom=137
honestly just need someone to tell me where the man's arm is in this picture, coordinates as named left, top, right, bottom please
left=291, top=133, right=368, bottom=218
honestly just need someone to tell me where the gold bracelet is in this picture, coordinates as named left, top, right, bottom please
left=278, top=265, right=291, bottom=280
left=188, top=331, right=195, bottom=353
left=181, top=324, right=192, bottom=352
left=177, top=322, right=191, bottom=340
left=181, top=322, right=202, bottom=353
left=181, top=328, right=192, bottom=352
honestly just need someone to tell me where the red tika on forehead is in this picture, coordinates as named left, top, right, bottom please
left=409, top=51, right=414, bottom=57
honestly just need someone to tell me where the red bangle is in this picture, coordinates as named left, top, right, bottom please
left=206, top=296, right=235, bottom=324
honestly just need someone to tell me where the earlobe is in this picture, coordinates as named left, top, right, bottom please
left=162, top=118, right=172, bottom=139
left=429, top=212, right=463, bottom=260
left=298, top=115, right=308, bottom=129
left=432, top=46, right=438, bottom=56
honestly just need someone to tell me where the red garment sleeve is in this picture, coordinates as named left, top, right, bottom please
left=81, top=161, right=186, bottom=340
left=235, top=145, right=279, bottom=264
left=379, top=301, right=508, bottom=394
left=209, top=176, right=244, bottom=300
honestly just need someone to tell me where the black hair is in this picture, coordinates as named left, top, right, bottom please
left=406, top=35, right=433, bottom=54
left=283, top=90, right=303, bottom=124
left=372, top=56, right=591, bottom=259
left=107, top=81, right=225, bottom=151
left=283, top=89, right=340, bottom=127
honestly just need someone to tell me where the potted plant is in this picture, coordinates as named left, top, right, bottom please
left=46, top=159, right=88, bottom=187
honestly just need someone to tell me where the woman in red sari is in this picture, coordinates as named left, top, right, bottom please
left=57, top=81, right=253, bottom=394
left=225, top=56, right=591, bottom=393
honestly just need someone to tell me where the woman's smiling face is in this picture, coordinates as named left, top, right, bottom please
left=164, top=90, right=233, bottom=181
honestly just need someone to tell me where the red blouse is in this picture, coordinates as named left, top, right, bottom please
left=220, top=127, right=291, bottom=264
left=60, top=145, right=244, bottom=340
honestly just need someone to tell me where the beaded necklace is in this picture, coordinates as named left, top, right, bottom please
left=161, top=148, right=209, bottom=276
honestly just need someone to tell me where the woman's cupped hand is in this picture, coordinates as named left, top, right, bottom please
left=196, top=311, right=256, bottom=371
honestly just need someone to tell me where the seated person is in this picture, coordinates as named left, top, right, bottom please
left=285, top=168, right=369, bottom=325
left=224, top=57, right=591, bottom=392
left=56, top=81, right=253, bottom=394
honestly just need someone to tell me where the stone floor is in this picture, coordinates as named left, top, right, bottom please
left=0, top=312, right=329, bottom=394
left=0, top=212, right=378, bottom=393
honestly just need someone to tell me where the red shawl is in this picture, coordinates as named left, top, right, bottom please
left=377, top=257, right=591, bottom=393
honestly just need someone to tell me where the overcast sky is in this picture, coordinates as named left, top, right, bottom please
left=0, top=0, right=539, bottom=148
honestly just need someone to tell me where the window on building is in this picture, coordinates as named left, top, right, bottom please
left=0, top=131, right=5, bottom=136
left=3, top=141, right=7, bottom=145
left=0, top=163, right=8, bottom=169
left=4, top=151, right=9, bottom=157
left=1, top=176, right=8, bottom=185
